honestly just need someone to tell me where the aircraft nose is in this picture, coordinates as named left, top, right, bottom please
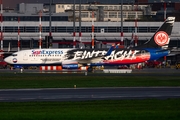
left=4, top=57, right=11, bottom=64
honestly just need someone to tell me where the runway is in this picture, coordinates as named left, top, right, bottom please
left=0, top=87, right=180, bottom=102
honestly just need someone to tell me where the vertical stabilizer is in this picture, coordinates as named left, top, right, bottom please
left=137, top=17, right=175, bottom=49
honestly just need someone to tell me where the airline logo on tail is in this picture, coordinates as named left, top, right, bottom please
left=154, top=31, right=169, bottom=46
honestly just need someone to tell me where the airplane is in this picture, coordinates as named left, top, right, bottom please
left=4, top=17, right=175, bottom=72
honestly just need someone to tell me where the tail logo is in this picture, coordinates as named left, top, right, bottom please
left=154, top=31, right=169, bottom=46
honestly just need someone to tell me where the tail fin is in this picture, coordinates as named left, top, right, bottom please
left=137, top=17, right=175, bottom=49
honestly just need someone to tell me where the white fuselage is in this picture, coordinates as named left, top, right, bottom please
left=4, top=49, right=73, bottom=65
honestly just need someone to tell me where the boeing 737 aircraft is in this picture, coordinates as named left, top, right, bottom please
left=4, top=17, right=175, bottom=72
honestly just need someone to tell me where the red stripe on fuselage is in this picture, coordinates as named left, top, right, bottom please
left=103, top=54, right=150, bottom=64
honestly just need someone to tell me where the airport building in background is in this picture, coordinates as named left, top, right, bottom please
left=1, top=1, right=180, bottom=52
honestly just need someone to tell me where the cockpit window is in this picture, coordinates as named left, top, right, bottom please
left=12, top=54, right=17, bottom=56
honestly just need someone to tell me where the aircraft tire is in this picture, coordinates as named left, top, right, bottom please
left=87, top=67, right=93, bottom=72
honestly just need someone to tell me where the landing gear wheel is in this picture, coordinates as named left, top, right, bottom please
left=87, top=67, right=93, bottom=72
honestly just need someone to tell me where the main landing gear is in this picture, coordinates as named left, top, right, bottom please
left=87, top=67, right=93, bottom=72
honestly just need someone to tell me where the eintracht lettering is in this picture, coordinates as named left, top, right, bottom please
left=73, top=50, right=139, bottom=60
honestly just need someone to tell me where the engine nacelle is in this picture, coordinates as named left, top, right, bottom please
left=13, top=65, right=23, bottom=69
left=62, top=64, right=79, bottom=69
left=62, top=64, right=88, bottom=70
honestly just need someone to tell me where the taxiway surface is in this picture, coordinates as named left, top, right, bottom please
left=0, top=87, right=180, bottom=102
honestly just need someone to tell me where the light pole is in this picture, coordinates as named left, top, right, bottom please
left=120, top=0, right=124, bottom=48
left=79, top=0, right=82, bottom=43
left=48, top=0, right=52, bottom=48
left=88, top=3, right=98, bottom=49
left=73, top=0, right=76, bottom=48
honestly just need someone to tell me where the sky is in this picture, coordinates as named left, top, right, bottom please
left=3, top=0, right=180, bottom=8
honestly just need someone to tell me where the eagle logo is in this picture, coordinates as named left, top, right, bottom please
left=154, top=31, right=169, bottom=46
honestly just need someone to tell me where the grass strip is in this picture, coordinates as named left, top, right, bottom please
left=0, top=99, right=180, bottom=120
left=0, top=73, right=180, bottom=88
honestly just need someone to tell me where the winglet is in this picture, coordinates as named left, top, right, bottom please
left=105, top=44, right=119, bottom=56
left=115, top=44, right=120, bottom=49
